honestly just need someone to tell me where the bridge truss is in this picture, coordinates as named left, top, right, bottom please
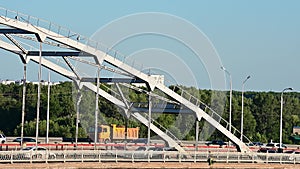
left=0, top=7, right=251, bottom=153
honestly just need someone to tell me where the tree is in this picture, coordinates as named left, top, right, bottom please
left=2, top=82, right=300, bottom=145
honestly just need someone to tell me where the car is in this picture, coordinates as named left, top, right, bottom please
left=284, top=150, right=300, bottom=161
left=135, top=146, right=147, bottom=151
left=20, top=146, right=56, bottom=159
left=148, top=147, right=164, bottom=158
left=0, top=134, right=6, bottom=143
left=163, top=147, right=188, bottom=159
left=253, top=142, right=264, bottom=146
left=285, top=150, right=300, bottom=154
left=129, top=146, right=163, bottom=159
left=123, top=146, right=148, bottom=159
left=258, top=142, right=287, bottom=153
left=62, top=137, right=93, bottom=143
left=130, top=138, right=148, bottom=144
left=265, top=142, right=287, bottom=149
left=246, top=142, right=264, bottom=147
left=163, top=147, right=177, bottom=151
left=246, top=142, right=254, bottom=146
left=257, top=147, right=277, bottom=153
left=205, top=140, right=227, bottom=147
left=13, top=137, right=37, bottom=143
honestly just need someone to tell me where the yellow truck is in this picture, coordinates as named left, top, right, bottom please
left=89, top=124, right=139, bottom=143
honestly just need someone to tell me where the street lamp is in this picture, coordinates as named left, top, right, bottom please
left=280, top=87, right=293, bottom=149
left=221, top=66, right=232, bottom=133
left=241, top=75, right=250, bottom=141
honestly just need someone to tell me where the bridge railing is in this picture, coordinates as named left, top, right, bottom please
left=142, top=113, right=182, bottom=144
left=172, top=85, right=252, bottom=144
left=0, top=149, right=299, bottom=164
left=0, top=7, right=146, bottom=73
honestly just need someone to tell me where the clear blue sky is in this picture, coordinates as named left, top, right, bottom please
left=0, top=1, right=299, bottom=92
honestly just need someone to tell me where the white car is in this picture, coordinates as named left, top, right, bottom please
left=21, top=146, right=56, bottom=159
left=285, top=150, right=300, bottom=161
left=0, top=134, right=6, bottom=143
left=125, top=146, right=163, bottom=159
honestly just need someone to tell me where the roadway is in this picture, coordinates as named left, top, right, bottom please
left=2, top=137, right=300, bottom=153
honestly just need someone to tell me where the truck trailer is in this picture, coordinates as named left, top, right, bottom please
left=89, top=124, right=139, bottom=143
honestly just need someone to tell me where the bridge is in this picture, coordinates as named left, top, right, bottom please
left=0, top=7, right=251, bottom=153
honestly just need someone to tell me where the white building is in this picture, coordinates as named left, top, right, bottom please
left=0, top=79, right=16, bottom=85
left=0, top=79, right=61, bottom=86
left=133, top=75, right=164, bottom=88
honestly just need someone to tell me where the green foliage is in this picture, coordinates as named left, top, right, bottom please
left=1, top=82, right=300, bottom=145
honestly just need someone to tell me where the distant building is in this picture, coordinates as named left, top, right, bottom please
left=0, top=79, right=16, bottom=85
left=31, top=80, right=50, bottom=86
left=15, top=79, right=30, bottom=85
left=0, top=79, right=61, bottom=86
left=133, top=75, right=164, bottom=88
left=293, top=126, right=300, bottom=135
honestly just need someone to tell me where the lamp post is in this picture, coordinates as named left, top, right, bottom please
left=35, top=42, right=42, bottom=147
left=21, top=63, right=27, bottom=149
left=280, top=87, right=293, bottom=149
left=241, top=75, right=250, bottom=141
left=221, top=66, right=232, bottom=133
left=46, top=72, right=50, bottom=144
left=94, top=67, right=100, bottom=148
left=148, top=93, right=152, bottom=148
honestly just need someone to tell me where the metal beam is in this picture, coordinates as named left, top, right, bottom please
left=70, top=56, right=132, bottom=77
left=0, top=28, right=32, bottom=34
left=63, top=56, right=81, bottom=80
left=4, top=34, right=28, bottom=54
left=0, top=38, right=22, bottom=54
left=27, top=51, right=92, bottom=57
left=115, top=83, right=130, bottom=109
left=130, top=107, right=193, bottom=114
left=155, top=83, right=250, bottom=152
left=0, top=38, right=26, bottom=63
left=29, top=56, right=76, bottom=79
left=130, top=102, right=193, bottom=114
left=0, top=15, right=106, bottom=64
left=80, top=77, right=145, bottom=83
left=132, top=112, right=185, bottom=153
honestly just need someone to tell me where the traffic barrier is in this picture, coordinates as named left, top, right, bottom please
left=0, top=150, right=299, bottom=164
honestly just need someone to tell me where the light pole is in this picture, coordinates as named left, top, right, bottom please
left=148, top=93, right=152, bottom=148
left=221, top=66, right=232, bottom=133
left=280, top=87, right=293, bottom=149
left=94, top=67, right=100, bottom=148
left=35, top=42, right=42, bottom=147
left=21, top=63, right=27, bottom=149
left=241, top=75, right=250, bottom=141
left=46, top=72, right=50, bottom=144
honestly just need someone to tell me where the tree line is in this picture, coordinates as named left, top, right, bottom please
left=0, top=82, right=299, bottom=144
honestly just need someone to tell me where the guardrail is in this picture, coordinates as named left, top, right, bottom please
left=3, top=142, right=299, bottom=154
left=6, top=137, right=63, bottom=143
left=0, top=149, right=299, bottom=164
left=0, top=142, right=167, bottom=152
